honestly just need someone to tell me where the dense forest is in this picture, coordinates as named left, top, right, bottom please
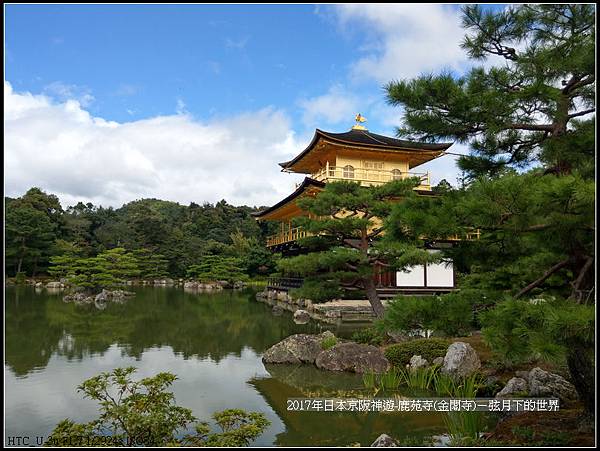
left=5, top=188, right=278, bottom=280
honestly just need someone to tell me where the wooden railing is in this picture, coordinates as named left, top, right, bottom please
left=267, top=227, right=481, bottom=247
left=445, top=229, right=481, bottom=241
left=266, top=226, right=313, bottom=247
left=311, top=165, right=431, bottom=190
left=266, top=277, right=304, bottom=290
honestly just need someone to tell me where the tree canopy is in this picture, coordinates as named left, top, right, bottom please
left=386, top=4, right=595, bottom=179
left=382, top=3, right=595, bottom=417
left=6, top=192, right=277, bottom=280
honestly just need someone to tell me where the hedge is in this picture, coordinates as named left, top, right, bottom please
left=384, top=338, right=450, bottom=367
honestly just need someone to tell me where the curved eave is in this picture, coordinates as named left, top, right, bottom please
left=252, top=177, right=325, bottom=220
left=279, top=129, right=453, bottom=171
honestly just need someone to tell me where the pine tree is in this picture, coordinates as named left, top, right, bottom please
left=386, top=4, right=595, bottom=179
left=49, top=248, right=140, bottom=292
left=277, top=179, right=441, bottom=318
left=383, top=4, right=595, bottom=417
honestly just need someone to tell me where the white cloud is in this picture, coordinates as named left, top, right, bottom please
left=416, top=143, right=470, bottom=188
left=4, top=81, right=304, bottom=209
left=297, top=84, right=361, bottom=127
left=225, top=36, right=250, bottom=50
left=43, top=81, right=95, bottom=107
left=334, top=4, right=468, bottom=83
left=175, top=98, right=188, bottom=115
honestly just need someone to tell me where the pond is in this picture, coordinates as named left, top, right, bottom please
left=5, top=286, right=449, bottom=447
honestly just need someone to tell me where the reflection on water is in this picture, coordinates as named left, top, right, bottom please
left=5, top=286, right=447, bottom=446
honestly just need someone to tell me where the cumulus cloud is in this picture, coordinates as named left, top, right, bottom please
left=334, top=4, right=468, bottom=83
left=298, top=84, right=362, bottom=127
left=4, top=81, right=304, bottom=209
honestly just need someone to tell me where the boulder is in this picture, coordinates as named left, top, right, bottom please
left=320, top=330, right=336, bottom=341
left=515, top=370, right=530, bottom=379
left=386, top=331, right=410, bottom=343
left=46, top=281, right=63, bottom=288
left=154, top=278, right=174, bottom=286
left=496, top=377, right=529, bottom=398
left=441, top=342, right=481, bottom=379
left=528, top=367, right=578, bottom=402
left=409, top=355, right=429, bottom=370
left=64, top=292, right=94, bottom=304
left=433, top=357, right=445, bottom=366
left=272, top=305, right=284, bottom=316
left=95, top=290, right=109, bottom=303
left=184, top=281, right=200, bottom=289
left=371, top=434, right=397, bottom=447
left=262, top=333, right=326, bottom=364
left=276, top=291, right=289, bottom=302
left=35, top=282, right=43, bottom=288
left=315, top=342, right=390, bottom=374
left=293, top=309, right=310, bottom=324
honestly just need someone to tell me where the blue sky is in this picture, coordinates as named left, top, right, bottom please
left=5, top=4, right=504, bottom=208
left=7, top=4, right=355, bottom=124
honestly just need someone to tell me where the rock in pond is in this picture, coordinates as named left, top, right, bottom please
left=315, top=342, right=390, bottom=374
left=293, top=309, right=310, bottom=324
left=46, top=281, right=63, bottom=288
left=272, top=305, right=284, bottom=316
left=441, top=342, right=481, bottom=379
left=371, top=434, right=398, bottom=447
left=262, top=333, right=329, bottom=364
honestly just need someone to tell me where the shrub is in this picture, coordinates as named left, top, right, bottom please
left=320, top=336, right=338, bottom=350
left=384, top=338, right=449, bottom=368
left=45, top=367, right=269, bottom=447
left=382, top=290, right=493, bottom=337
left=351, top=327, right=385, bottom=346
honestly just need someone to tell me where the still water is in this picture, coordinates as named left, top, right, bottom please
left=5, top=286, right=447, bottom=446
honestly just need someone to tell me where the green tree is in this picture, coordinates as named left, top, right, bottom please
left=382, top=4, right=595, bottom=417
left=386, top=4, right=595, bottom=179
left=49, top=248, right=140, bottom=292
left=45, top=367, right=269, bottom=447
left=385, top=170, right=594, bottom=415
left=187, top=255, right=247, bottom=283
left=5, top=188, right=63, bottom=276
left=132, top=248, right=170, bottom=280
left=278, top=179, right=441, bottom=318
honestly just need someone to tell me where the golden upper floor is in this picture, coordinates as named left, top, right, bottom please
left=278, top=128, right=451, bottom=189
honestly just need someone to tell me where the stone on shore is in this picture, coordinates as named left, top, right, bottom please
left=528, top=367, right=578, bottom=402
left=371, top=434, right=398, bottom=447
left=46, top=281, right=63, bottom=288
left=409, top=355, right=429, bottom=371
left=496, top=377, right=529, bottom=398
left=441, top=342, right=481, bottom=379
left=262, top=333, right=327, bottom=364
left=293, top=309, right=310, bottom=324
left=315, top=342, right=390, bottom=374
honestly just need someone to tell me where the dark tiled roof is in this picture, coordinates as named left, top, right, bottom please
left=279, top=128, right=452, bottom=169
left=319, top=129, right=452, bottom=150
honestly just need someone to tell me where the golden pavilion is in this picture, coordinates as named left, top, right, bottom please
left=254, top=117, right=460, bottom=292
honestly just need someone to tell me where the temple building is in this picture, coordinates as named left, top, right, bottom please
left=254, top=117, right=461, bottom=293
